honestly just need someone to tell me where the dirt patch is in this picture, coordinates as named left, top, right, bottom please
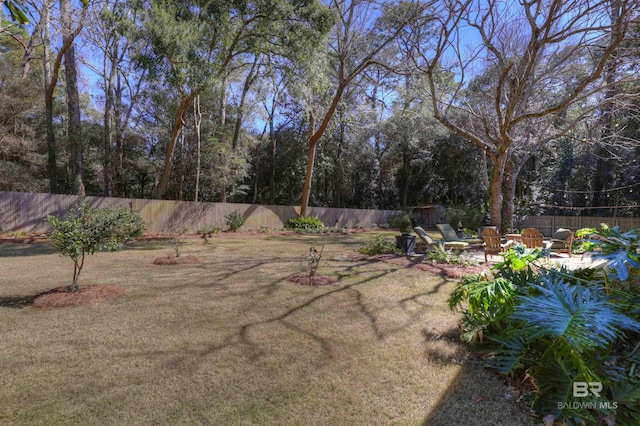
left=32, top=285, right=126, bottom=310
left=288, top=274, right=338, bottom=286
left=347, top=252, right=488, bottom=279
left=152, top=255, right=203, bottom=265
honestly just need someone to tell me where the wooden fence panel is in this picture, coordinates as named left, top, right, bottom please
left=522, top=215, right=640, bottom=236
left=0, top=192, right=402, bottom=233
left=9, top=191, right=636, bottom=235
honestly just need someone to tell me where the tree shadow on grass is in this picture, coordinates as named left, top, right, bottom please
left=420, top=325, right=538, bottom=426
left=421, top=360, right=538, bottom=426
left=0, top=242, right=56, bottom=257
left=0, top=294, right=37, bottom=308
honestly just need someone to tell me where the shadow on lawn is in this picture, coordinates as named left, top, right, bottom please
left=418, top=325, right=538, bottom=425
left=0, top=242, right=56, bottom=257
left=0, top=294, right=36, bottom=308
left=122, top=256, right=411, bottom=365
left=127, top=254, right=536, bottom=424
left=421, top=360, right=539, bottom=426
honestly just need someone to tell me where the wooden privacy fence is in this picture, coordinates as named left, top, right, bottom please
left=0, top=191, right=403, bottom=233
left=522, top=215, right=640, bottom=236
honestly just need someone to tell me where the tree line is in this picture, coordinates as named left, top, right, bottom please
left=1, top=0, right=639, bottom=230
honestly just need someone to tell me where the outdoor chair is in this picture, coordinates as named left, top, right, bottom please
left=545, top=228, right=574, bottom=257
left=478, top=225, right=499, bottom=242
left=521, top=227, right=544, bottom=248
left=482, top=228, right=512, bottom=262
left=435, top=223, right=483, bottom=244
left=413, top=226, right=435, bottom=253
left=414, top=226, right=471, bottom=252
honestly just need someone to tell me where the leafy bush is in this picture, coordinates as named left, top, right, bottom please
left=388, top=213, right=413, bottom=234
left=225, top=209, right=245, bottom=232
left=426, top=245, right=474, bottom=266
left=358, top=235, right=400, bottom=255
left=449, top=274, right=519, bottom=342
left=449, top=226, right=640, bottom=424
left=462, top=228, right=477, bottom=238
left=444, top=206, right=485, bottom=229
left=46, top=200, right=145, bottom=291
left=197, top=224, right=221, bottom=235
left=285, top=216, right=324, bottom=230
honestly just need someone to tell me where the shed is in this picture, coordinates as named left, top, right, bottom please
left=410, top=205, right=445, bottom=229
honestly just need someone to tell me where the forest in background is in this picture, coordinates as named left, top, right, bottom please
left=1, top=0, right=639, bottom=230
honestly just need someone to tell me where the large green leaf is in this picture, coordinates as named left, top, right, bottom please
left=512, top=281, right=640, bottom=354
left=597, top=250, right=640, bottom=282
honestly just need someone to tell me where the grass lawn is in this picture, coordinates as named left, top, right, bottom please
left=0, top=232, right=537, bottom=425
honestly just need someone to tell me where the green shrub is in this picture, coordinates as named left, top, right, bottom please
left=449, top=226, right=640, bottom=424
left=462, top=228, right=476, bottom=238
left=388, top=213, right=412, bottom=234
left=426, top=245, right=474, bottom=266
left=197, top=224, right=221, bottom=235
left=448, top=274, right=518, bottom=342
left=46, top=200, right=145, bottom=291
left=285, top=216, right=324, bottom=230
left=225, top=209, right=245, bottom=232
left=444, top=206, right=484, bottom=229
left=358, top=235, right=400, bottom=255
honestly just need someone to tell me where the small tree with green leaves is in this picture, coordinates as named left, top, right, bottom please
left=46, top=200, right=145, bottom=291
left=225, top=209, right=245, bottom=232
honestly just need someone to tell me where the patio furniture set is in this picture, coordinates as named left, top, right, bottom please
left=413, top=224, right=575, bottom=262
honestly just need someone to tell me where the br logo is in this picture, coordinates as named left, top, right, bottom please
left=573, top=382, right=602, bottom=398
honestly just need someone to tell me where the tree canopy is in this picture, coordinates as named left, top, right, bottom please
left=1, top=0, right=638, bottom=226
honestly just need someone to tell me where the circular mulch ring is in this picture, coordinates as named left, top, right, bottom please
left=152, top=255, right=203, bottom=265
left=288, top=274, right=338, bottom=287
left=32, top=284, right=126, bottom=310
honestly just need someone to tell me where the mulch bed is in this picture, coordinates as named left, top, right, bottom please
left=347, top=253, right=489, bottom=279
left=288, top=274, right=338, bottom=286
left=32, top=284, right=126, bottom=310
left=152, top=256, right=203, bottom=265
left=0, top=235, right=49, bottom=244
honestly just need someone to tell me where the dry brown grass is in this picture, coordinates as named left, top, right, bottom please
left=0, top=232, right=538, bottom=425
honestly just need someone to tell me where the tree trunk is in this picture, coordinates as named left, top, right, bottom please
left=300, top=142, right=319, bottom=216
left=400, top=131, right=410, bottom=211
left=269, top=112, right=276, bottom=205
left=504, top=150, right=534, bottom=232
left=103, top=53, right=117, bottom=197
left=114, top=73, right=124, bottom=196
left=219, top=74, right=227, bottom=126
left=40, top=1, right=58, bottom=194
left=61, top=0, right=85, bottom=195
left=488, top=151, right=507, bottom=228
left=178, top=124, right=185, bottom=200
left=300, top=85, right=345, bottom=217
left=194, top=95, right=201, bottom=202
left=591, top=0, right=620, bottom=213
left=334, top=115, right=344, bottom=208
left=153, top=93, right=197, bottom=199
left=42, top=1, right=57, bottom=193
left=253, top=122, right=268, bottom=204
left=232, top=59, right=260, bottom=151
